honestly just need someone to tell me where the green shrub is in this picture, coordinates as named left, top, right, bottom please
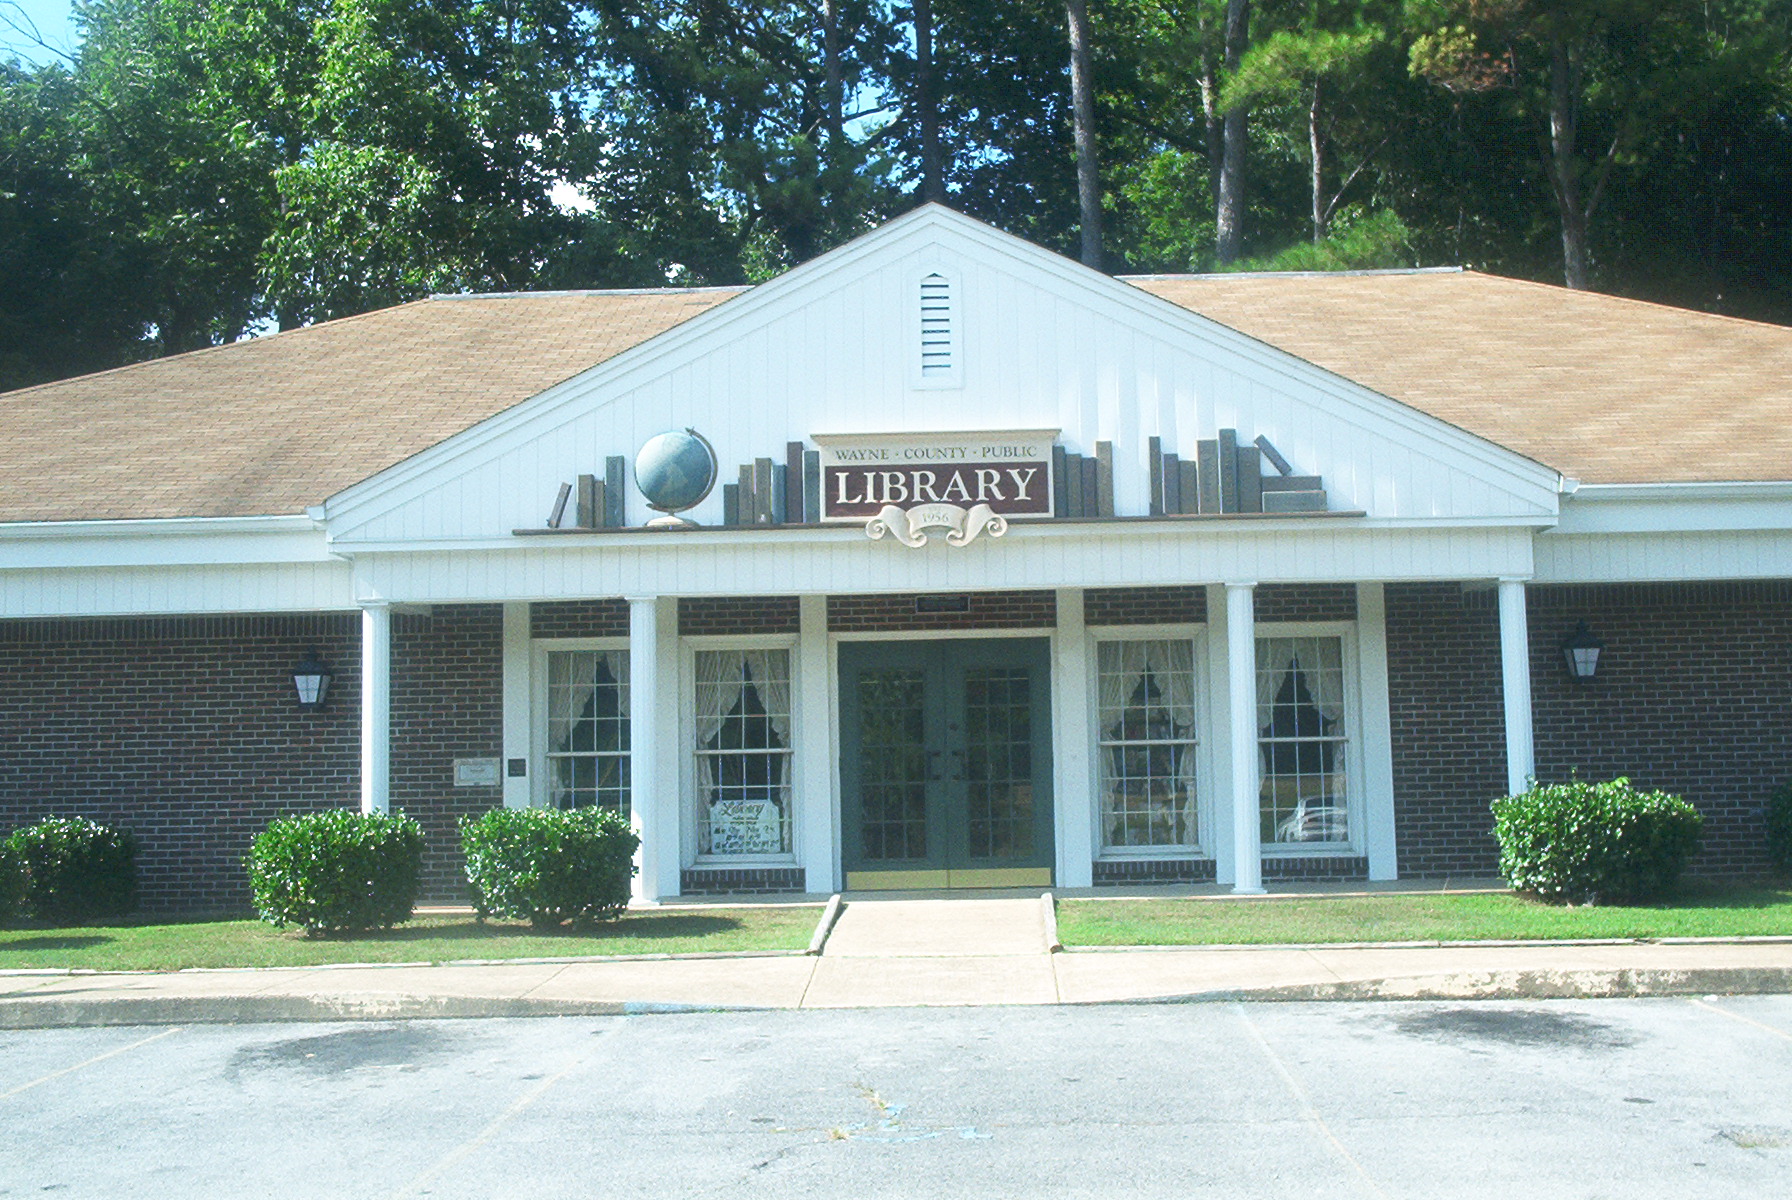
left=0, top=840, right=27, bottom=925
left=1492, top=777, right=1704, bottom=904
left=1767, top=782, right=1792, bottom=876
left=460, top=806, right=638, bottom=927
left=247, top=809, right=423, bottom=935
left=5, top=817, right=137, bottom=922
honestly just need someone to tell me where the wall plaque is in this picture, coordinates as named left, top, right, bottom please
left=811, top=430, right=1057, bottom=546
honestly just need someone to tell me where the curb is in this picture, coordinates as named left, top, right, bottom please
left=0, top=993, right=785, bottom=1030
left=1094, top=966, right=1792, bottom=1006
left=807, top=894, right=844, bottom=955
left=1041, top=892, right=1061, bottom=954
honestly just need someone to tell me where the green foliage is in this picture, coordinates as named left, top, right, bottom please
left=5, top=817, right=138, bottom=923
left=0, top=839, right=28, bottom=926
left=1226, top=209, right=1417, bottom=272
left=460, top=806, right=639, bottom=928
left=1492, top=778, right=1704, bottom=904
left=1766, top=782, right=1792, bottom=876
left=247, top=809, right=423, bottom=935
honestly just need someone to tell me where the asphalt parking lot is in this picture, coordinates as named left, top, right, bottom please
left=3, top=997, right=1789, bottom=1199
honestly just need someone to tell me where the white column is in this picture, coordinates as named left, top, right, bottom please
left=1356, top=583, right=1399, bottom=881
left=1206, top=585, right=1235, bottom=885
left=500, top=602, right=532, bottom=809
left=795, top=595, right=838, bottom=894
left=1498, top=578, right=1536, bottom=796
left=359, top=603, right=391, bottom=815
left=1225, top=583, right=1264, bottom=893
left=1053, top=588, right=1095, bottom=888
left=627, top=595, right=663, bottom=901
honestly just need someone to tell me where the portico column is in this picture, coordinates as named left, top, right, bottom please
left=1497, top=578, right=1536, bottom=796
left=795, top=595, right=838, bottom=894
left=1053, top=588, right=1095, bottom=888
left=1226, top=582, right=1264, bottom=894
left=359, top=603, right=391, bottom=815
left=627, top=596, right=667, bottom=901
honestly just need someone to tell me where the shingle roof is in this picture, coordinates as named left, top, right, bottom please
left=1127, top=269, right=1792, bottom=486
left=4, top=267, right=1790, bottom=524
left=0, top=288, right=742, bottom=522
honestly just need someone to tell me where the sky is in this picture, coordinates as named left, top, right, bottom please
left=2, top=0, right=78, bottom=65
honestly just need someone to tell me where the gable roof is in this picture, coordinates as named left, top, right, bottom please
left=4, top=212, right=1791, bottom=525
left=0, top=288, right=741, bottom=522
left=1128, top=269, right=1792, bottom=488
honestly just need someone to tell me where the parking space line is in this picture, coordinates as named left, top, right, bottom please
left=381, top=1024, right=620, bottom=1199
left=1687, top=997, right=1792, bottom=1042
left=1234, top=1005, right=1390, bottom=1200
left=1, top=1027, right=184, bottom=1100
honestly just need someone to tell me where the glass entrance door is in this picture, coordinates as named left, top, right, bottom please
left=839, top=638, right=1054, bottom=889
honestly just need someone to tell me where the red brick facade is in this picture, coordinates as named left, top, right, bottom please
left=0, top=614, right=363, bottom=913
left=827, top=590, right=1056, bottom=632
left=5, top=580, right=1781, bottom=912
left=1527, top=582, right=1791, bottom=878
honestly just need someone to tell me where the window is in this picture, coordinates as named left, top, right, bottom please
left=694, top=649, right=793, bottom=856
left=545, top=649, right=630, bottom=815
left=1256, top=636, right=1348, bottom=845
left=1097, top=639, right=1198, bottom=849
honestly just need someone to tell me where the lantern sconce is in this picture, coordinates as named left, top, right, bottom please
left=292, top=649, right=334, bottom=710
left=1561, top=620, right=1604, bottom=683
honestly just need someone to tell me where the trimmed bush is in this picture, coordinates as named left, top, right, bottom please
left=1768, top=782, right=1792, bottom=876
left=247, top=809, right=424, bottom=935
left=5, top=817, right=137, bottom=922
left=461, top=806, right=638, bottom=928
left=0, top=840, right=27, bottom=926
left=1492, top=777, right=1704, bottom=904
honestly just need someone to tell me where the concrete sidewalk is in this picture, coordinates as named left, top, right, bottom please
left=3, top=894, right=1791, bottom=1027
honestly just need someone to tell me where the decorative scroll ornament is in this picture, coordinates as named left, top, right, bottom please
left=865, top=503, right=1009, bottom=548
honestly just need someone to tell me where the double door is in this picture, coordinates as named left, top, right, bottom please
left=839, top=638, right=1054, bottom=889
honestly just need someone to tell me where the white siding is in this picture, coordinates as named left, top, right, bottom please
left=1534, top=530, right=1792, bottom=583
left=324, top=212, right=1558, bottom=546
left=348, top=524, right=1536, bottom=603
left=0, top=562, right=356, bottom=617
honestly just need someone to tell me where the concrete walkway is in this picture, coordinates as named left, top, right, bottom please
left=3, top=894, right=1792, bottom=1027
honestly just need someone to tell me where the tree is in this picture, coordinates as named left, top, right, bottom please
left=1065, top=0, right=1102, bottom=265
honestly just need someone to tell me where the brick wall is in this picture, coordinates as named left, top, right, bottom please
left=678, top=596, right=801, bottom=636
left=531, top=599, right=628, bottom=639
left=390, top=606, right=505, bottom=903
left=1385, top=583, right=1508, bottom=877
left=1085, top=586, right=1206, bottom=626
left=827, top=591, right=1056, bottom=633
left=0, top=614, right=362, bottom=913
left=1257, top=583, right=1357, bottom=623
left=1528, top=582, right=1792, bottom=877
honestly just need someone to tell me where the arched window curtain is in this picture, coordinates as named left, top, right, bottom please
left=547, top=651, right=628, bottom=753
left=1255, top=637, right=1345, bottom=735
left=1097, top=639, right=1198, bottom=846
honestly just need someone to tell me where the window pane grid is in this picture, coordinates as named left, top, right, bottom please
left=965, top=667, right=1034, bottom=860
left=856, top=669, right=927, bottom=862
left=1257, top=637, right=1348, bottom=845
left=1097, top=639, right=1198, bottom=850
left=695, top=650, right=794, bottom=857
left=546, top=651, right=630, bottom=817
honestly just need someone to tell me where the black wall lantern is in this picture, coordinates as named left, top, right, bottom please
left=1561, top=620, right=1604, bottom=682
left=292, top=649, right=334, bottom=710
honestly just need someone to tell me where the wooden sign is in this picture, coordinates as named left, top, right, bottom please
left=811, top=430, right=1058, bottom=522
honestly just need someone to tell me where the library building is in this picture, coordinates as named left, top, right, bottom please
left=4, top=205, right=1789, bottom=911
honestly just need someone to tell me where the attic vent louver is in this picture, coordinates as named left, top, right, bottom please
left=916, top=272, right=961, bottom=386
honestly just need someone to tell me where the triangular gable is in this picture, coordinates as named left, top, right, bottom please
left=320, top=205, right=1561, bottom=546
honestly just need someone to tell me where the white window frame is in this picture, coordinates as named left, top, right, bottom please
left=1254, top=620, right=1365, bottom=859
left=530, top=636, right=630, bottom=812
left=682, top=633, right=801, bottom=866
left=1085, top=623, right=1211, bottom=860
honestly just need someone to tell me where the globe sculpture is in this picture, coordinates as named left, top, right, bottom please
left=634, top=428, right=719, bottom=526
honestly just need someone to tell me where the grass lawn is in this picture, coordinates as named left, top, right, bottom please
left=1056, top=886, right=1792, bottom=947
left=0, top=906, right=823, bottom=972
